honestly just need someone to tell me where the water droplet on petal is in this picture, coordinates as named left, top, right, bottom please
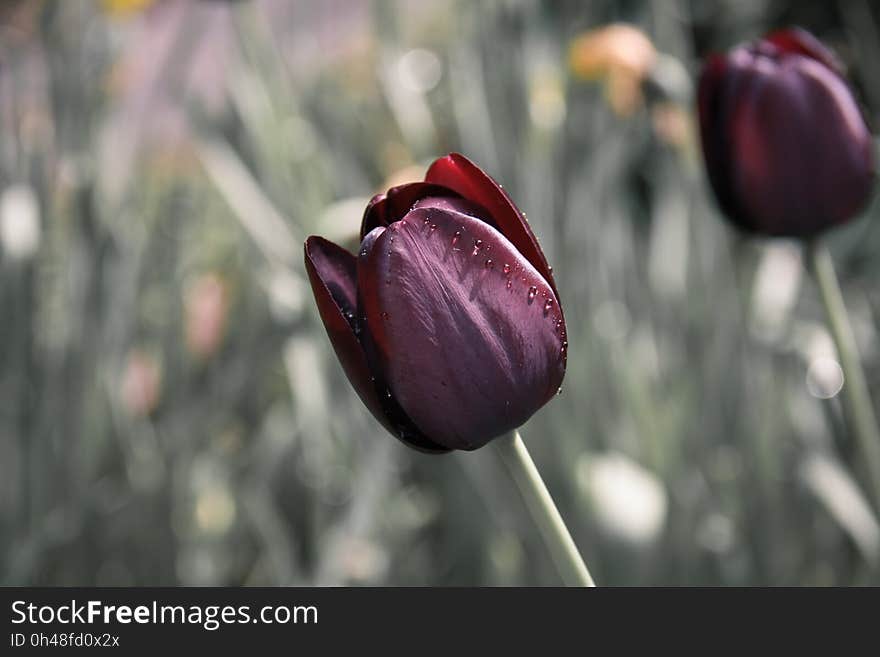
left=527, top=286, right=537, bottom=303
left=360, top=248, right=368, bottom=257
left=506, top=279, right=513, bottom=290
left=548, top=265, right=554, bottom=274
left=543, top=298, right=554, bottom=315
left=430, top=223, right=437, bottom=232
left=485, top=259, right=494, bottom=269
left=451, top=230, right=461, bottom=246
left=556, top=386, right=563, bottom=396
left=472, top=239, right=483, bottom=256
left=381, top=312, right=390, bottom=320
left=502, top=263, right=511, bottom=275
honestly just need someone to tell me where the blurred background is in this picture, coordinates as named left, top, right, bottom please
left=2, top=0, right=880, bottom=586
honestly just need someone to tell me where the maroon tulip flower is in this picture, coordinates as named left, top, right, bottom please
left=698, top=28, right=875, bottom=237
left=304, top=153, right=566, bottom=453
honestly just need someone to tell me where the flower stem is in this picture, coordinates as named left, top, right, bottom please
left=495, top=430, right=596, bottom=587
left=807, top=240, right=880, bottom=513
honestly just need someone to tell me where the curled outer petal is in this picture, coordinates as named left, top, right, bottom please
left=304, top=236, right=447, bottom=453
left=764, top=27, right=843, bottom=74
left=426, top=153, right=560, bottom=298
left=361, top=182, right=461, bottom=239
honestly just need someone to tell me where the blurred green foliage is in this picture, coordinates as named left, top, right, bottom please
left=2, top=0, right=880, bottom=586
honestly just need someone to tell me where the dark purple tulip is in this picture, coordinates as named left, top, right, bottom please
left=698, top=28, right=875, bottom=237
left=304, top=153, right=566, bottom=453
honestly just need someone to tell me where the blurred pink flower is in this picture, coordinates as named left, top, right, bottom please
left=185, top=273, right=231, bottom=360
left=121, top=349, right=162, bottom=417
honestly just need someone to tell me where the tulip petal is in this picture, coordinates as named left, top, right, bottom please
left=410, top=196, right=498, bottom=230
left=304, top=236, right=359, bottom=331
left=304, top=237, right=381, bottom=417
left=725, top=54, right=874, bottom=235
left=360, top=182, right=461, bottom=239
left=425, top=153, right=559, bottom=297
left=764, top=28, right=843, bottom=75
left=305, top=236, right=449, bottom=454
left=357, top=207, right=566, bottom=451
left=698, top=54, right=751, bottom=230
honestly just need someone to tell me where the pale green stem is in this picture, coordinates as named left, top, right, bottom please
left=808, top=240, right=880, bottom=513
left=495, top=430, right=596, bottom=587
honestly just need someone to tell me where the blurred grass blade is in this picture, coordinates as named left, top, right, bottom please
left=808, top=240, right=880, bottom=514
left=195, top=136, right=300, bottom=266
left=801, top=453, right=880, bottom=566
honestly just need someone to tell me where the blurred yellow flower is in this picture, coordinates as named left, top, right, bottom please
left=101, top=0, right=154, bottom=16
left=569, top=23, right=656, bottom=116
